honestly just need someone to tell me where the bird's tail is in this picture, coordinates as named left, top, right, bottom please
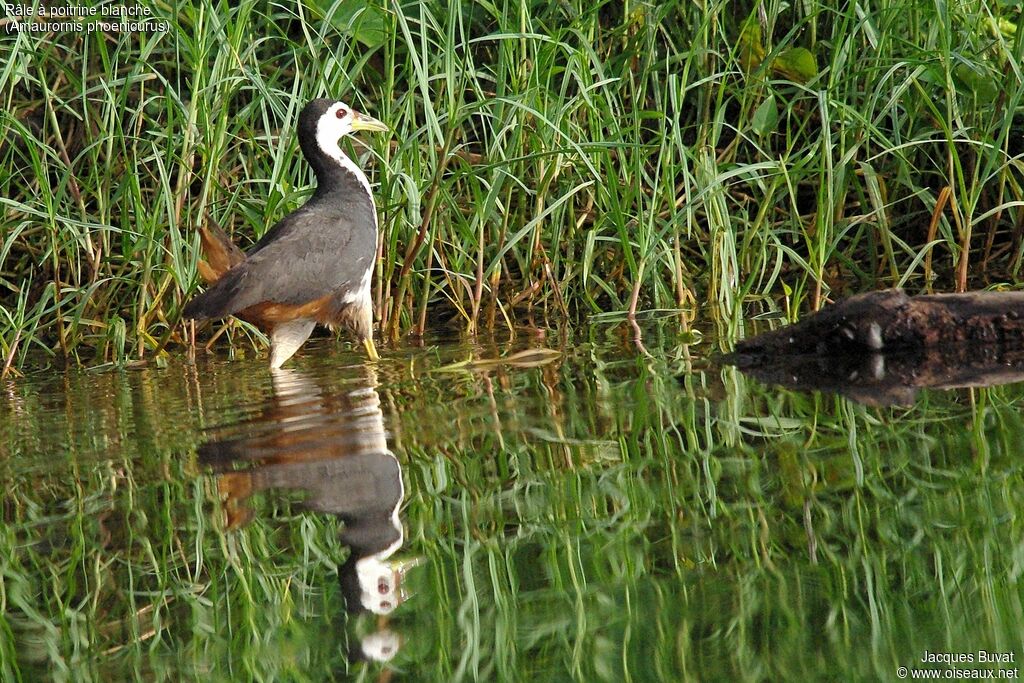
left=182, top=265, right=246, bottom=320
left=196, top=219, right=245, bottom=283
left=183, top=218, right=247, bottom=321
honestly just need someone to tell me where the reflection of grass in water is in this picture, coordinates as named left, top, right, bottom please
left=0, top=450, right=355, bottom=681
left=405, top=378, right=1024, bottom=681
left=3, top=1, right=1024, bottom=371
left=1, top=468, right=324, bottom=679
left=2, top=340, right=1024, bottom=680
left=0, top=362, right=356, bottom=681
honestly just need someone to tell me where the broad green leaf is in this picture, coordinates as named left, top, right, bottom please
left=954, top=63, right=999, bottom=103
left=774, top=47, right=818, bottom=83
left=752, top=95, right=779, bottom=137
left=313, top=0, right=387, bottom=49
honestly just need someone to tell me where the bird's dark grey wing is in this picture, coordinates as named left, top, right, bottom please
left=183, top=194, right=376, bottom=320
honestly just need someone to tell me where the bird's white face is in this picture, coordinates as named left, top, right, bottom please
left=317, top=101, right=358, bottom=141
left=315, top=101, right=388, bottom=155
left=357, top=556, right=403, bottom=615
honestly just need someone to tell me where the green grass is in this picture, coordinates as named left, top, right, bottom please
left=2, top=0, right=1023, bottom=370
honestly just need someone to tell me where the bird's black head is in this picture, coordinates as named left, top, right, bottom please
left=297, top=98, right=387, bottom=176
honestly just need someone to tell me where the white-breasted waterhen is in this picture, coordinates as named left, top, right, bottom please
left=182, top=98, right=387, bottom=368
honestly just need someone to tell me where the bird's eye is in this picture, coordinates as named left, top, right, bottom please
left=336, top=108, right=348, bottom=119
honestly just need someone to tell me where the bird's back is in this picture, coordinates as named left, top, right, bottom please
left=182, top=190, right=376, bottom=324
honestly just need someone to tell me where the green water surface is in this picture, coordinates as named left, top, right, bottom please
left=1, top=320, right=1023, bottom=682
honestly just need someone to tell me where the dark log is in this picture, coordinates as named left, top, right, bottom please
left=733, top=289, right=1024, bottom=357
left=726, top=288, right=1024, bottom=405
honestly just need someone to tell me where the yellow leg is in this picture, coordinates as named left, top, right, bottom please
left=363, top=337, right=380, bottom=361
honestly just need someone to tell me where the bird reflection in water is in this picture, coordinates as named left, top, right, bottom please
left=198, top=366, right=415, bottom=663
